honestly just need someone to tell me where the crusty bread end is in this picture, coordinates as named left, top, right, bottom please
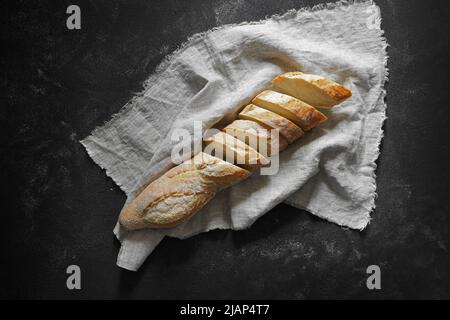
left=119, top=152, right=250, bottom=230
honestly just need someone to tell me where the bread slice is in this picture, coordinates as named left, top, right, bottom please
left=119, top=152, right=251, bottom=230
left=252, top=90, right=327, bottom=131
left=238, top=104, right=303, bottom=144
left=204, top=131, right=270, bottom=169
left=223, top=120, right=288, bottom=156
left=272, top=71, right=352, bottom=108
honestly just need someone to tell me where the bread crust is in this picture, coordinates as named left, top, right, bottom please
left=252, top=90, right=327, bottom=131
left=239, top=104, right=304, bottom=143
left=272, top=71, right=352, bottom=108
left=119, top=152, right=251, bottom=230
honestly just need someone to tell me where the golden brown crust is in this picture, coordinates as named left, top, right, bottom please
left=119, top=152, right=250, bottom=230
left=272, top=71, right=352, bottom=108
left=252, top=90, right=327, bottom=131
left=238, top=104, right=304, bottom=143
left=311, top=77, right=352, bottom=102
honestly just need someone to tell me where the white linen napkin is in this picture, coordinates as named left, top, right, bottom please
left=81, top=0, right=388, bottom=271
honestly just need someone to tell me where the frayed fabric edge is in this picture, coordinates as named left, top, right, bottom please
left=80, top=137, right=129, bottom=194
left=285, top=5, right=389, bottom=232
left=360, top=1, right=390, bottom=231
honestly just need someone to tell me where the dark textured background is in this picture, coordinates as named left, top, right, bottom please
left=1, top=0, right=450, bottom=299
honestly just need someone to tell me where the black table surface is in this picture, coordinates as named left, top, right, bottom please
left=1, top=0, right=450, bottom=299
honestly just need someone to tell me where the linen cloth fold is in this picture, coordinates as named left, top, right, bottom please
left=81, top=0, right=388, bottom=271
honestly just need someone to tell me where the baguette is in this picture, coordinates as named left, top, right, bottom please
left=204, top=131, right=270, bottom=169
left=119, top=71, right=351, bottom=231
left=223, top=120, right=288, bottom=156
left=239, top=104, right=304, bottom=144
left=272, top=71, right=352, bottom=108
left=252, top=90, right=327, bottom=131
left=119, top=152, right=251, bottom=230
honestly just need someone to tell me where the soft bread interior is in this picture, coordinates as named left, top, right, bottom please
left=239, top=104, right=303, bottom=144
left=204, top=132, right=270, bottom=169
left=272, top=72, right=351, bottom=108
left=224, top=120, right=288, bottom=156
left=252, top=90, right=327, bottom=131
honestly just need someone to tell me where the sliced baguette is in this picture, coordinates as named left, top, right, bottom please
left=252, top=90, right=327, bottom=131
left=223, top=120, right=288, bottom=156
left=272, top=71, right=352, bottom=108
left=119, top=152, right=250, bottom=230
left=204, top=131, right=270, bottom=169
left=239, top=104, right=304, bottom=144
